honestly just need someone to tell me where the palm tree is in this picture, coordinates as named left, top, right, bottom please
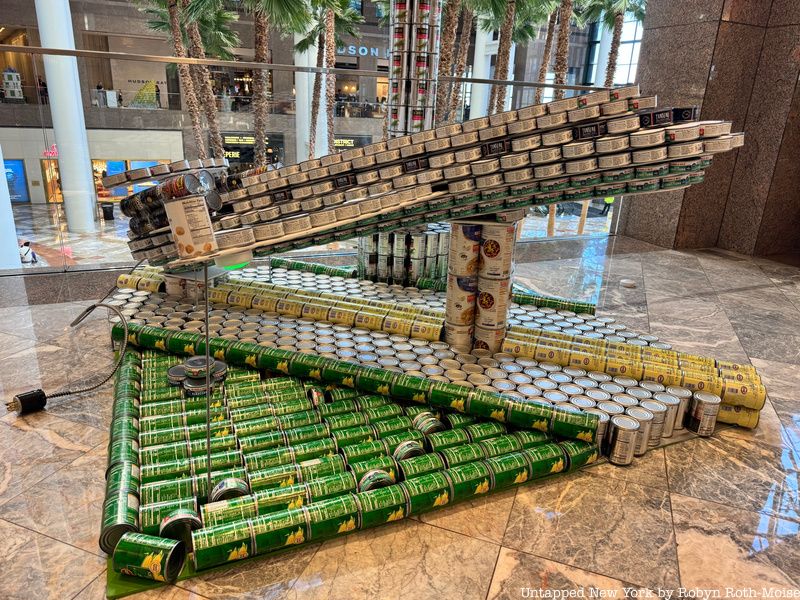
left=488, top=0, right=515, bottom=114
left=243, top=0, right=311, bottom=167
left=167, top=1, right=207, bottom=158
left=552, top=0, right=573, bottom=100
left=435, top=0, right=462, bottom=125
left=141, top=0, right=239, bottom=158
left=295, top=0, right=363, bottom=158
left=446, top=3, right=474, bottom=122
left=324, top=8, right=336, bottom=154
left=581, top=0, right=646, bottom=87
left=534, top=1, right=559, bottom=103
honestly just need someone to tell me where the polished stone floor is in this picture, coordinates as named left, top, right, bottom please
left=0, top=235, right=798, bottom=599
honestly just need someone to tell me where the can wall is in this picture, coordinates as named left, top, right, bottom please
left=619, top=0, right=800, bottom=256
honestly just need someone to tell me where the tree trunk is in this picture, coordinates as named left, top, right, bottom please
left=535, top=10, right=557, bottom=104
left=253, top=11, right=270, bottom=168
left=491, top=0, right=516, bottom=114
left=324, top=8, right=336, bottom=155
left=552, top=0, right=573, bottom=100
left=167, top=0, right=206, bottom=159
left=604, top=12, right=625, bottom=88
left=447, top=7, right=473, bottom=122
left=309, top=31, right=325, bottom=159
left=184, top=2, right=224, bottom=159
left=434, top=0, right=461, bottom=124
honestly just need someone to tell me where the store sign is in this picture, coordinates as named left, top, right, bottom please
left=42, top=144, right=58, bottom=158
left=221, top=131, right=284, bottom=165
left=337, top=45, right=390, bottom=58
left=334, top=135, right=373, bottom=149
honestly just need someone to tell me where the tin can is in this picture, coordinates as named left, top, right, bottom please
left=351, top=455, right=399, bottom=484
left=666, top=386, right=692, bottom=431
left=625, top=406, right=653, bottom=456
left=159, top=508, right=202, bottom=551
left=687, top=391, right=721, bottom=437
left=305, top=495, right=359, bottom=541
left=100, top=493, right=140, bottom=554
left=513, top=430, right=551, bottom=448
left=523, top=443, right=566, bottom=477
left=607, top=415, right=639, bottom=466
left=465, top=421, right=507, bottom=442
left=342, top=439, right=388, bottom=465
left=476, top=277, right=511, bottom=329
left=307, top=471, right=357, bottom=501
left=485, top=452, right=530, bottom=489
left=357, top=486, right=407, bottom=528
left=401, top=471, right=451, bottom=514
left=560, top=440, right=600, bottom=471
left=209, top=478, right=251, bottom=503
left=717, top=404, right=760, bottom=429
left=106, top=461, right=141, bottom=498
left=551, top=405, right=598, bottom=443
left=139, top=497, right=197, bottom=536
left=640, top=400, right=667, bottom=447
left=446, top=461, right=492, bottom=501
left=473, top=325, right=506, bottom=353
left=479, top=224, right=516, bottom=279
left=426, top=428, right=470, bottom=452
left=652, top=392, right=681, bottom=437
left=445, top=274, right=478, bottom=325
left=113, top=532, right=185, bottom=583
left=480, top=435, right=523, bottom=458
left=399, top=453, right=445, bottom=479
left=358, top=468, right=396, bottom=492
left=448, top=224, right=482, bottom=275
left=192, top=520, right=254, bottom=571
left=332, top=425, right=375, bottom=447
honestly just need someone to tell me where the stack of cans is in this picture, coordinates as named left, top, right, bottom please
left=475, top=222, right=518, bottom=353
left=444, top=223, right=482, bottom=350
left=358, top=224, right=449, bottom=286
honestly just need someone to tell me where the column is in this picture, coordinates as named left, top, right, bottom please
left=294, top=33, right=328, bottom=162
left=33, top=0, right=96, bottom=233
left=470, top=27, right=492, bottom=118
left=619, top=0, right=800, bottom=255
left=0, top=145, right=22, bottom=269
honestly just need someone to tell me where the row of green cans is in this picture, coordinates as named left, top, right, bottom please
left=191, top=440, right=598, bottom=571
left=114, top=324, right=599, bottom=443
left=101, top=349, right=144, bottom=555
left=200, top=429, right=554, bottom=529
left=267, top=258, right=358, bottom=278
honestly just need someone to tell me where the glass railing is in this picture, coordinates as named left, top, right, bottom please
left=0, top=45, right=615, bottom=275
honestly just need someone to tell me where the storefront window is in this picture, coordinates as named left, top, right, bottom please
left=4, top=159, right=30, bottom=203
left=614, top=15, right=643, bottom=85
left=42, top=158, right=170, bottom=203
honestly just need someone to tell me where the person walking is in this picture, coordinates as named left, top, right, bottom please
left=155, top=85, right=161, bottom=108
left=37, top=77, right=48, bottom=104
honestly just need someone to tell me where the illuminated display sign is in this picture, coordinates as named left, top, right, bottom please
left=221, top=132, right=284, bottom=165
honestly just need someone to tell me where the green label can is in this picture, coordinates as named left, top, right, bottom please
left=251, top=507, right=309, bottom=554
left=357, top=486, right=407, bottom=529
left=238, top=430, right=287, bottom=454
left=233, top=416, right=280, bottom=438
left=445, top=462, right=493, bottom=501
left=332, top=424, right=375, bottom=447
left=559, top=440, right=600, bottom=471
left=429, top=381, right=471, bottom=414
left=113, top=532, right=186, bottom=583
left=372, top=416, right=413, bottom=438
left=464, top=390, right=507, bottom=422
left=317, top=399, right=358, bottom=418
left=445, top=413, right=477, bottom=429
left=355, top=395, right=391, bottom=409
left=305, top=495, right=360, bottom=541
left=298, top=455, right=346, bottom=481
left=427, top=428, right=470, bottom=452
left=485, top=452, right=531, bottom=490
left=381, top=429, right=424, bottom=450
left=283, top=423, right=331, bottom=445
left=106, top=461, right=141, bottom=498
left=390, top=374, right=431, bottom=404
left=465, top=421, right=507, bottom=442
left=440, top=443, right=487, bottom=468
left=202, top=495, right=260, bottom=528
left=306, top=471, right=357, bottom=501
left=364, top=403, right=404, bottom=423
left=355, top=368, right=395, bottom=396
left=349, top=455, right=398, bottom=482
left=551, top=405, right=598, bottom=443
left=140, top=497, right=197, bottom=535
left=278, top=409, right=322, bottom=430
left=398, top=453, right=445, bottom=479
left=506, top=399, right=552, bottom=432
left=270, top=397, right=315, bottom=417
left=513, top=430, right=551, bottom=448
left=326, top=388, right=360, bottom=402
left=479, top=435, right=523, bottom=458
left=341, top=439, right=388, bottom=465
left=192, top=521, right=254, bottom=571
left=321, top=361, right=361, bottom=388
left=248, top=464, right=301, bottom=491
left=100, top=492, right=139, bottom=554
left=524, top=443, right=567, bottom=479
left=245, top=446, right=297, bottom=472
left=401, top=471, right=451, bottom=514
left=325, top=412, right=368, bottom=431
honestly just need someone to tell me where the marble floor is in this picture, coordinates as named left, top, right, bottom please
left=0, top=235, right=799, bottom=599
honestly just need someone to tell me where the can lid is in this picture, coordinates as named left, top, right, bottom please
left=693, top=391, right=721, bottom=404
left=653, top=392, right=680, bottom=406
left=666, top=385, right=692, bottom=398
left=640, top=399, right=668, bottom=413
left=611, top=415, right=640, bottom=430
left=598, top=401, right=625, bottom=415
left=626, top=406, right=653, bottom=421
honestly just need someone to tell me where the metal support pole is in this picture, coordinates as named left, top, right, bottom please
left=204, top=262, right=212, bottom=497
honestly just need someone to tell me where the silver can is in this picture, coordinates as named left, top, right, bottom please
left=687, top=391, right=721, bottom=437
left=608, top=415, right=639, bottom=466
left=666, top=386, right=692, bottom=431
left=625, top=406, right=653, bottom=456
left=653, top=392, right=681, bottom=438
left=640, top=400, right=667, bottom=447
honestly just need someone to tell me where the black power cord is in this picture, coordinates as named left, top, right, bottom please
left=5, top=302, right=129, bottom=414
